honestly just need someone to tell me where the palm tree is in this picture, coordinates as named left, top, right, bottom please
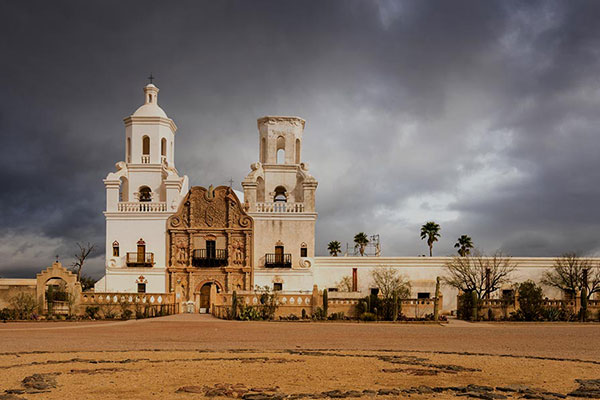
left=454, top=235, right=474, bottom=257
left=354, top=232, right=369, bottom=256
left=420, top=222, right=441, bottom=257
left=327, top=241, right=342, bottom=256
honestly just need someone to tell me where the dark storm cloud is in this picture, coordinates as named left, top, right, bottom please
left=1, top=0, right=600, bottom=277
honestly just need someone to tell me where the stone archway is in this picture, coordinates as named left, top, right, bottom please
left=194, top=280, right=224, bottom=314
left=36, top=262, right=82, bottom=315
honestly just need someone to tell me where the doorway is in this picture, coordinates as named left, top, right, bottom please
left=199, top=283, right=212, bottom=313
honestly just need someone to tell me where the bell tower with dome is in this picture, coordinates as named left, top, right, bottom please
left=242, top=116, right=318, bottom=291
left=94, top=83, right=189, bottom=293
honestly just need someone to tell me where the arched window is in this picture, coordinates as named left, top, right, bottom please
left=119, top=176, right=129, bottom=202
left=276, top=149, right=285, bottom=164
left=276, top=136, right=285, bottom=164
left=139, top=186, right=152, bottom=202
left=126, top=137, right=131, bottom=163
left=256, top=176, right=265, bottom=202
left=274, top=186, right=287, bottom=202
left=295, top=139, right=301, bottom=164
left=161, top=138, right=167, bottom=156
left=142, top=136, right=150, bottom=155
left=300, top=243, right=307, bottom=257
left=112, top=241, right=120, bottom=257
left=261, top=137, right=267, bottom=163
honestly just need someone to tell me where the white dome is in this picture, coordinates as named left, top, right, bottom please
left=131, top=83, right=168, bottom=118
left=132, top=103, right=168, bottom=118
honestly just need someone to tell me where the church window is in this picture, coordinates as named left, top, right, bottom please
left=370, top=288, right=379, bottom=296
left=295, top=139, right=301, bottom=164
left=139, top=186, right=152, bottom=202
left=112, top=241, right=119, bottom=257
left=161, top=138, right=167, bottom=156
left=137, top=283, right=146, bottom=293
left=417, top=292, right=430, bottom=299
left=142, top=136, right=150, bottom=155
left=276, top=135, right=285, bottom=164
left=300, top=246, right=307, bottom=258
left=261, top=138, right=266, bottom=163
left=273, top=282, right=283, bottom=291
left=276, top=149, right=285, bottom=164
left=274, top=186, right=287, bottom=202
left=126, top=138, right=131, bottom=163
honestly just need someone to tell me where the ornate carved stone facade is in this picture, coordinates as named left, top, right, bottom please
left=166, top=186, right=253, bottom=308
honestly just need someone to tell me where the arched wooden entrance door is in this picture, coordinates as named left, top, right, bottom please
left=199, top=283, right=212, bottom=313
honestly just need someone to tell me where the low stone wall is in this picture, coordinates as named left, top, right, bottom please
left=212, top=289, right=442, bottom=320
left=0, top=279, right=36, bottom=309
left=469, top=297, right=600, bottom=320
left=213, top=291, right=316, bottom=319
left=80, top=292, right=178, bottom=317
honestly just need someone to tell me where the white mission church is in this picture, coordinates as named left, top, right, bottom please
left=93, top=83, right=576, bottom=314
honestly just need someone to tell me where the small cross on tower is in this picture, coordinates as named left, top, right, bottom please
left=147, top=73, right=155, bottom=84
left=228, top=178, right=234, bottom=187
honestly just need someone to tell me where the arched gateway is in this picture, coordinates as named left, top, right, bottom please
left=166, top=186, right=253, bottom=313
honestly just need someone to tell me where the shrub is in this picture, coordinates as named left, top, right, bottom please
left=9, top=292, right=37, bottom=320
left=238, top=304, right=261, bottom=321
left=517, top=281, right=544, bottom=321
left=85, top=306, right=100, bottom=319
left=312, top=307, right=326, bottom=321
left=121, top=309, right=133, bottom=320
left=457, top=291, right=475, bottom=320
left=279, top=314, right=299, bottom=321
left=0, top=308, right=13, bottom=321
left=360, top=312, right=377, bottom=321
left=328, top=312, right=345, bottom=321
left=541, top=306, right=562, bottom=321
left=256, top=286, right=278, bottom=320
left=301, top=309, right=307, bottom=319
left=100, top=304, right=118, bottom=319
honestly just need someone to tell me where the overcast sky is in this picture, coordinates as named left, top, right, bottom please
left=2, top=1, right=600, bottom=278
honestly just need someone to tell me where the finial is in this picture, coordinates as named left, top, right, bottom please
left=147, top=73, right=155, bottom=84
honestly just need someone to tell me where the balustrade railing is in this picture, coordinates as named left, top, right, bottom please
left=192, top=249, right=228, bottom=268
left=255, top=202, right=304, bottom=213
left=126, top=252, right=154, bottom=267
left=141, top=155, right=150, bottom=164
left=264, top=253, right=292, bottom=268
left=117, top=202, right=167, bottom=212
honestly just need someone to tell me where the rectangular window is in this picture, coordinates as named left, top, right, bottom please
left=417, top=292, right=430, bottom=299
left=273, top=283, right=283, bottom=291
left=370, top=288, right=379, bottom=296
left=113, top=246, right=119, bottom=257
left=300, top=247, right=307, bottom=257
left=137, top=283, right=146, bottom=293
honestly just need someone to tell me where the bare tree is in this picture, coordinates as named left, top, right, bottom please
left=443, top=251, right=515, bottom=300
left=371, top=266, right=411, bottom=299
left=541, top=253, right=600, bottom=298
left=71, top=242, right=96, bottom=281
left=336, top=276, right=353, bottom=292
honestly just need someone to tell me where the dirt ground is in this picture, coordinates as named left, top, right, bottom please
left=0, top=315, right=599, bottom=399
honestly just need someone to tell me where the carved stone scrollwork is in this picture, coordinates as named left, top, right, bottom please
left=297, top=257, right=313, bottom=269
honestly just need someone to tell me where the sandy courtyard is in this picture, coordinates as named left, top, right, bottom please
left=1, top=315, right=599, bottom=399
